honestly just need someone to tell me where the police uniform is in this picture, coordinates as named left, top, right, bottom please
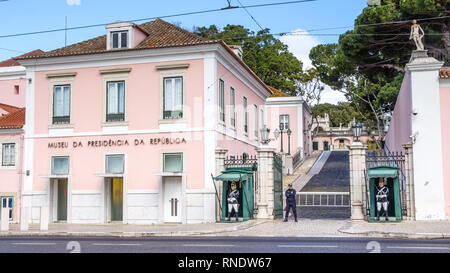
left=376, top=185, right=389, bottom=221
left=284, top=186, right=297, bottom=222
left=226, top=185, right=240, bottom=221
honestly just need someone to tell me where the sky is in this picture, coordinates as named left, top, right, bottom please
left=0, top=0, right=368, bottom=104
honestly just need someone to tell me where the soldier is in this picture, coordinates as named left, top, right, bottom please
left=375, top=178, right=389, bottom=221
left=226, top=182, right=240, bottom=221
left=284, top=184, right=297, bottom=222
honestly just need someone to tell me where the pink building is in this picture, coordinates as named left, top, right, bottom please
left=0, top=106, right=25, bottom=223
left=11, top=19, right=311, bottom=224
left=385, top=50, right=450, bottom=220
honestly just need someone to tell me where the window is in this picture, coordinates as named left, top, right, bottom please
left=1, top=197, right=13, bottom=220
left=51, top=156, right=69, bottom=175
left=111, top=31, right=128, bottom=49
left=230, top=87, right=235, bottom=127
left=254, top=105, right=258, bottom=138
left=106, top=81, right=125, bottom=122
left=14, top=85, right=19, bottom=95
left=163, top=77, right=183, bottom=119
left=280, top=115, right=290, bottom=131
left=106, top=155, right=124, bottom=174
left=53, top=85, right=71, bottom=124
left=2, top=143, right=15, bottom=166
left=243, top=97, right=248, bottom=134
left=163, top=153, right=183, bottom=173
left=219, top=79, right=225, bottom=123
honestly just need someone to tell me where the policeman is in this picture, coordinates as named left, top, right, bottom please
left=284, top=184, right=297, bottom=222
left=226, top=182, right=240, bottom=221
left=375, top=178, right=389, bottom=221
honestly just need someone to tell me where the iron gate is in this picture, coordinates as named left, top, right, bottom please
left=273, top=153, right=283, bottom=218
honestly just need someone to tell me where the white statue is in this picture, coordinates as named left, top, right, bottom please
left=410, top=20, right=425, bottom=51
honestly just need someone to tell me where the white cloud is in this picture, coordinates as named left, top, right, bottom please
left=66, top=0, right=81, bottom=6
left=320, top=85, right=347, bottom=105
left=279, top=29, right=320, bottom=70
left=280, top=29, right=347, bottom=105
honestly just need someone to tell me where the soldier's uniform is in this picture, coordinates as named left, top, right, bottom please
left=376, top=185, right=389, bottom=221
left=226, top=184, right=240, bottom=221
left=284, top=185, right=297, bottom=222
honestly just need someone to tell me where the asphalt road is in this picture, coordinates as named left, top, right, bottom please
left=1, top=236, right=449, bottom=253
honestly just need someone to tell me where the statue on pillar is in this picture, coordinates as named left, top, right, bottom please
left=410, top=20, right=425, bottom=51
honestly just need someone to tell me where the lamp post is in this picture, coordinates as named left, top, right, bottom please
left=280, top=122, right=284, bottom=153
left=287, top=129, right=292, bottom=155
left=260, top=125, right=271, bottom=145
left=352, top=122, right=362, bottom=142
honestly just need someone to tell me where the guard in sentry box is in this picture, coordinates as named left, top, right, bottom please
left=226, top=182, right=240, bottom=221
left=376, top=178, right=389, bottom=221
left=284, top=184, right=297, bottom=222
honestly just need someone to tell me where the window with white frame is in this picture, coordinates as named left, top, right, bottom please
left=254, top=105, right=258, bottom=138
left=51, top=156, right=69, bottom=175
left=106, top=154, right=124, bottom=174
left=230, top=87, right=235, bottom=127
left=219, top=79, right=225, bottom=123
left=163, top=153, right=183, bottom=173
left=163, top=77, right=183, bottom=119
left=1, top=197, right=13, bottom=220
left=106, top=81, right=125, bottom=122
left=243, top=97, right=248, bottom=133
left=53, top=85, right=71, bottom=124
left=111, top=31, right=128, bottom=49
left=1, top=143, right=15, bottom=166
left=280, top=115, right=290, bottom=131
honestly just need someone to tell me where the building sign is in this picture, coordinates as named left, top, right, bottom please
left=48, top=137, right=187, bottom=149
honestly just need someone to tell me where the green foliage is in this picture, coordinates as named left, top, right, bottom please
left=312, top=102, right=359, bottom=128
left=309, top=0, right=448, bottom=138
left=194, top=24, right=304, bottom=95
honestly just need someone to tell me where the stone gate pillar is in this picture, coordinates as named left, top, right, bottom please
left=403, top=143, right=416, bottom=220
left=348, top=142, right=367, bottom=220
left=256, top=147, right=276, bottom=219
left=214, top=148, right=228, bottom=221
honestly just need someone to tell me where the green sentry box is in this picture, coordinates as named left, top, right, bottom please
left=215, top=167, right=254, bottom=222
left=367, top=166, right=402, bottom=222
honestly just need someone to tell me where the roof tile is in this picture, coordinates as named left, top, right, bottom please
left=0, top=107, right=25, bottom=129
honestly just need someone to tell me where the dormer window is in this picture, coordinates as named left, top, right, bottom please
left=111, top=31, right=128, bottom=49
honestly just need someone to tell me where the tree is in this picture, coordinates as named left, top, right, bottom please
left=309, top=0, right=449, bottom=146
left=194, top=24, right=304, bottom=96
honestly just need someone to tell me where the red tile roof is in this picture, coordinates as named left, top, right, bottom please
left=268, top=86, right=291, bottom=97
left=0, top=107, right=25, bottom=129
left=15, top=19, right=212, bottom=60
left=0, top=103, right=20, bottom=114
left=13, top=19, right=272, bottom=95
left=0, top=50, right=43, bottom=67
left=440, top=67, right=450, bottom=79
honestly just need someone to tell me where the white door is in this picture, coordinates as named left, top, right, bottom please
left=163, top=177, right=182, bottom=223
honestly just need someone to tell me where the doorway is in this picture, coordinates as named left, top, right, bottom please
left=110, top=177, right=123, bottom=222
left=50, top=179, right=68, bottom=222
left=163, top=177, right=182, bottom=223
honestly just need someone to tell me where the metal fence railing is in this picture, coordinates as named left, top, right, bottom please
left=292, top=150, right=302, bottom=170
left=296, top=192, right=350, bottom=207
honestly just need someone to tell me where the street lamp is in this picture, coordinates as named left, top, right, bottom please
left=274, top=128, right=280, bottom=140
left=352, top=122, right=363, bottom=142
left=279, top=123, right=284, bottom=153
left=287, top=129, right=292, bottom=155
left=260, top=125, right=271, bottom=144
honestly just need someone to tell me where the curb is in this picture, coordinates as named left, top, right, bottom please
left=0, top=220, right=266, bottom=238
left=338, top=228, right=450, bottom=239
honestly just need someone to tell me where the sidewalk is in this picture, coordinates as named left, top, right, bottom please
left=1, top=219, right=449, bottom=239
left=0, top=220, right=265, bottom=237
left=338, top=220, right=450, bottom=239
